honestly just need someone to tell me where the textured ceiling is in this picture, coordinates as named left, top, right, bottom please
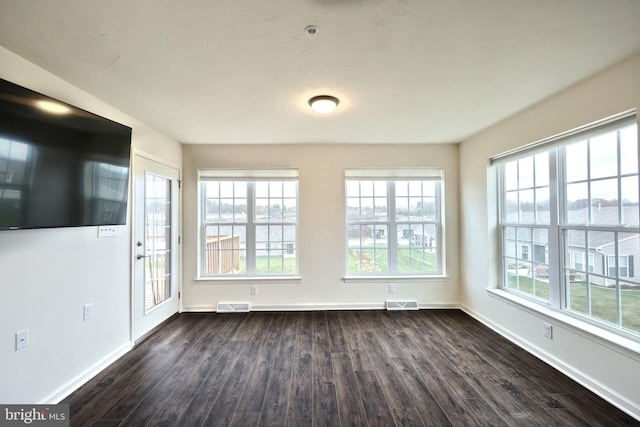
left=1, top=0, right=640, bottom=144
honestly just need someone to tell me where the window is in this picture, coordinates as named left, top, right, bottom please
left=607, top=255, right=634, bottom=278
left=501, top=152, right=551, bottom=301
left=497, top=113, right=640, bottom=337
left=85, top=162, right=129, bottom=224
left=345, top=169, right=443, bottom=276
left=0, top=138, right=31, bottom=224
left=199, top=169, right=298, bottom=277
left=573, top=252, right=595, bottom=273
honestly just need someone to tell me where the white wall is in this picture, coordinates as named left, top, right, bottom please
left=181, top=143, right=459, bottom=311
left=459, top=53, right=640, bottom=418
left=0, top=46, right=181, bottom=403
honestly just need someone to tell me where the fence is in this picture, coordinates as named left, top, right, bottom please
left=206, top=234, right=241, bottom=274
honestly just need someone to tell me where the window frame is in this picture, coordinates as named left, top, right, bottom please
left=344, top=169, right=445, bottom=277
left=198, top=169, right=299, bottom=279
left=496, top=112, right=640, bottom=339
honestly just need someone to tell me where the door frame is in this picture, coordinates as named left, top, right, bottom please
left=130, top=150, right=182, bottom=343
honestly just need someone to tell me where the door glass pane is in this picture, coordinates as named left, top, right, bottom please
left=145, top=173, right=171, bottom=312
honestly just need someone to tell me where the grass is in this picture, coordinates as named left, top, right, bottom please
left=255, top=256, right=296, bottom=274
left=507, top=273, right=640, bottom=334
left=348, top=246, right=436, bottom=274
left=209, top=255, right=296, bottom=274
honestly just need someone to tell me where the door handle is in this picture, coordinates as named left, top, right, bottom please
left=136, top=254, right=148, bottom=260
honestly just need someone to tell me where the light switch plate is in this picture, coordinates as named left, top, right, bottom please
left=98, top=226, right=117, bottom=238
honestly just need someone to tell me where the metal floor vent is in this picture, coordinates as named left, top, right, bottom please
left=386, top=300, right=419, bottom=311
left=216, top=302, right=251, bottom=313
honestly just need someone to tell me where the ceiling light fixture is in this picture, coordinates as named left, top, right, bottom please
left=308, top=95, right=339, bottom=114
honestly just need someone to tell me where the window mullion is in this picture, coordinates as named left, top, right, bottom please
left=388, top=181, right=397, bottom=274
left=615, top=235, right=623, bottom=326
left=246, top=181, right=256, bottom=275
left=548, top=149, right=562, bottom=309
left=435, top=178, right=443, bottom=275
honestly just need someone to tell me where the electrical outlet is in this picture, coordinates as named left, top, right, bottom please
left=251, top=285, right=259, bottom=295
left=543, top=322, right=553, bottom=339
left=84, top=303, right=94, bottom=321
left=389, top=283, right=397, bottom=293
left=15, top=329, right=28, bottom=351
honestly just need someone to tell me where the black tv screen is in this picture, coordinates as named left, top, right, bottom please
left=0, top=78, right=132, bottom=230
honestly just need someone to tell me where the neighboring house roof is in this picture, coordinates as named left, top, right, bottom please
left=504, top=205, right=640, bottom=253
left=409, top=224, right=437, bottom=237
left=506, top=205, right=639, bottom=227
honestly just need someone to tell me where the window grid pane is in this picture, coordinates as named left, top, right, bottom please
left=561, top=122, right=640, bottom=335
left=500, top=117, right=640, bottom=338
left=347, top=178, right=442, bottom=275
left=201, top=179, right=297, bottom=276
left=347, top=224, right=388, bottom=273
left=501, top=153, right=551, bottom=303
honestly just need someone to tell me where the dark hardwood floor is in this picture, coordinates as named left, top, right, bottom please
left=63, top=310, right=639, bottom=426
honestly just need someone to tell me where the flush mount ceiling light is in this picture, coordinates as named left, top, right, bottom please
left=308, top=95, right=339, bottom=114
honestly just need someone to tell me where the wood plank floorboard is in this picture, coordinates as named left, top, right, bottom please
left=63, top=310, right=639, bottom=426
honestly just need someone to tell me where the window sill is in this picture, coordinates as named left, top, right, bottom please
left=487, top=287, right=640, bottom=361
left=195, top=276, right=302, bottom=285
left=343, top=275, right=448, bottom=284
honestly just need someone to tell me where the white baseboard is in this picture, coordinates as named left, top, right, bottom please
left=181, top=302, right=459, bottom=312
left=460, top=304, right=640, bottom=421
left=41, top=341, right=133, bottom=404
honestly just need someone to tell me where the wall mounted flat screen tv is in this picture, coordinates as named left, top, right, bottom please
left=0, top=78, right=132, bottom=230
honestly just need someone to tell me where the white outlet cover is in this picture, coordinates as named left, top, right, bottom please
left=543, top=322, right=553, bottom=339
left=84, top=303, right=94, bottom=321
left=16, top=329, right=28, bottom=351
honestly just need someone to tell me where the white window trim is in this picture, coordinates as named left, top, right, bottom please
left=342, top=275, right=449, bottom=283
left=344, top=169, right=445, bottom=277
left=495, top=112, right=640, bottom=340
left=487, top=287, right=640, bottom=359
left=197, top=169, right=299, bottom=279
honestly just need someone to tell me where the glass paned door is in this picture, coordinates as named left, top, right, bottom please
left=144, top=173, right=172, bottom=312
left=133, top=154, right=180, bottom=341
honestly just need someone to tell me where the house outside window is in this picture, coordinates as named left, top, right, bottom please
left=573, top=252, right=595, bottom=273
left=345, top=168, right=444, bottom=276
left=607, top=255, right=633, bottom=278
left=198, top=169, right=298, bottom=277
left=497, top=113, right=640, bottom=337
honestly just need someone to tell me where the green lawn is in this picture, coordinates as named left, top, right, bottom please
left=218, top=256, right=296, bottom=274
left=507, top=273, right=640, bottom=334
left=255, top=256, right=296, bottom=274
left=348, top=247, right=436, bottom=273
